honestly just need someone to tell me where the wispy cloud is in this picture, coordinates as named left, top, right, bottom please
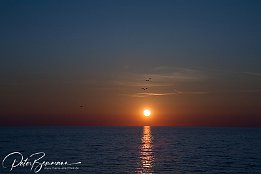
left=120, top=90, right=209, bottom=98
left=137, top=92, right=180, bottom=96
left=238, top=89, right=261, bottom=93
left=152, top=66, right=169, bottom=71
left=112, top=81, right=171, bottom=87
left=115, top=66, right=261, bottom=98
left=114, top=67, right=208, bottom=98
left=243, top=72, right=261, bottom=77
left=149, top=68, right=205, bottom=82
left=120, top=92, right=179, bottom=98
left=179, top=91, right=210, bottom=95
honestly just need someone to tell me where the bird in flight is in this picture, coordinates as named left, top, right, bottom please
left=145, top=77, right=152, bottom=82
left=80, top=105, right=87, bottom=108
left=141, top=87, right=148, bottom=90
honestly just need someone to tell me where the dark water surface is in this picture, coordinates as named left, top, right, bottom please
left=0, top=126, right=261, bottom=173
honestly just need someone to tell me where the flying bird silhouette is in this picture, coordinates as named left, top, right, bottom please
left=141, top=87, right=148, bottom=90
left=145, top=78, right=152, bottom=82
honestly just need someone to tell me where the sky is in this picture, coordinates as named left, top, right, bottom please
left=0, top=0, right=261, bottom=126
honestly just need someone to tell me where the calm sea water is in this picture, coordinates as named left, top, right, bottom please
left=0, top=126, right=261, bottom=173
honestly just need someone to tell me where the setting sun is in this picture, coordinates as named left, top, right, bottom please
left=143, top=109, right=151, bottom=117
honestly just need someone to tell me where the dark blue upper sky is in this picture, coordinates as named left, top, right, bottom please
left=0, top=0, right=260, bottom=126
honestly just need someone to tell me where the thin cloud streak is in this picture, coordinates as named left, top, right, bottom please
left=120, top=93, right=177, bottom=98
left=112, top=81, right=171, bottom=87
left=149, top=69, right=205, bottom=82
left=243, top=72, right=261, bottom=77
left=238, top=89, right=261, bottom=93
left=101, top=68, right=205, bottom=89
left=121, top=90, right=209, bottom=98
left=180, top=91, right=210, bottom=95
left=137, top=92, right=179, bottom=96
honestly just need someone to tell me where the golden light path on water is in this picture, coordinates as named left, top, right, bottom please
left=137, top=126, right=154, bottom=173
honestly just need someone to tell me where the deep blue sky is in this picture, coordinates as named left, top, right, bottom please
left=0, top=0, right=261, bottom=126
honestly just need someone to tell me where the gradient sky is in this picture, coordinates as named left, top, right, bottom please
left=0, top=0, right=261, bottom=126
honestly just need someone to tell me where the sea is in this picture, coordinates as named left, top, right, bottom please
left=0, top=126, right=261, bottom=173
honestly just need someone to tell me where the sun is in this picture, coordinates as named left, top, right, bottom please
left=143, top=109, right=151, bottom=117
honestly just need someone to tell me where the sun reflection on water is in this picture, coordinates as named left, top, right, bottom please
left=137, top=126, right=154, bottom=174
